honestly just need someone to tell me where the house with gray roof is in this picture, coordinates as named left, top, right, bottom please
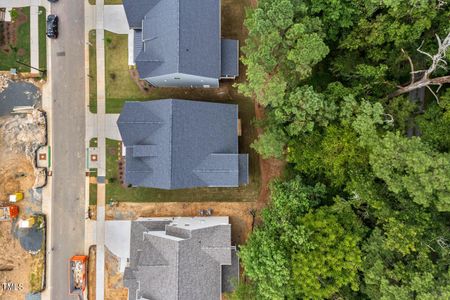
left=123, top=0, right=239, bottom=88
left=105, top=217, right=239, bottom=300
left=117, top=99, right=249, bottom=189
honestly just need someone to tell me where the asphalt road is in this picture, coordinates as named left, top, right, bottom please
left=49, top=1, right=86, bottom=299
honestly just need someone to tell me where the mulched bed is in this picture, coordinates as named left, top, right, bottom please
left=0, top=8, right=28, bottom=54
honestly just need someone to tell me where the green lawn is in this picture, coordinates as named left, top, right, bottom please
left=90, top=137, right=98, bottom=148
left=89, top=180, right=98, bottom=205
left=104, top=30, right=149, bottom=112
left=0, top=7, right=30, bottom=71
left=38, top=7, right=46, bottom=70
left=89, top=30, right=97, bottom=113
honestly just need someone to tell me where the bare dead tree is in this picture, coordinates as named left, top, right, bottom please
left=437, top=0, right=447, bottom=9
left=389, top=32, right=450, bottom=101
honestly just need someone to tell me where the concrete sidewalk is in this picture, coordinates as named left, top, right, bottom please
left=29, top=4, right=39, bottom=73
left=94, top=0, right=107, bottom=297
left=85, top=0, right=127, bottom=298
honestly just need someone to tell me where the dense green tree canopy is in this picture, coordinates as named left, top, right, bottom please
left=292, top=207, right=364, bottom=299
left=233, top=0, right=450, bottom=299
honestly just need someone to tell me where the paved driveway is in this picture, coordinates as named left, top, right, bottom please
left=104, top=5, right=128, bottom=34
left=105, top=113, right=121, bottom=140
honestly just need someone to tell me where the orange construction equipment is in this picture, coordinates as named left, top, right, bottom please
left=0, top=205, right=19, bottom=221
left=69, top=255, right=88, bottom=295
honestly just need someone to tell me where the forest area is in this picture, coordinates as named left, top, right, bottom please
left=232, top=0, right=450, bottom=299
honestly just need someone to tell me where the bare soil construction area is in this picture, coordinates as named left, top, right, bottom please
left=0, top=110, right=46, bottom=192
left=0, top=150, right=36, bottom=300
left=0, top=152, right=35, bottom=200
left=0, top=221, right=33, bottom=300
left=0, top=107, right=47, bottom=297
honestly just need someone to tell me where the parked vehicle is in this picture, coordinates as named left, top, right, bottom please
left=46, top=15, right=58, bottom=39
left=69, top=256, right=88, bottom=295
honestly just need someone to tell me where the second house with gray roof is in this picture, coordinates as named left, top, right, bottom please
left=117, top=99, right=249, bottom=189
left=123, top=0, right=239, bottom=88
left=105, top=217, right=240, bottom=300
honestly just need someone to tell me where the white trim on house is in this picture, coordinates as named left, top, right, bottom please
left=128, top=28, right=135, bottom=66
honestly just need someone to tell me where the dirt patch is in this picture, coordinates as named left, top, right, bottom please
left=105, top=248, right=128, bottom=300
left=107, top=202, right=255, bottom=245
left=0, top=153, right=35, bottom=200
left=0, top=110, right=47, bottom=189
left=0, top=222, right=33, bottom=300
left=88, top=246, right=96, bottom=300
left=254, top=102, right=286, bottom=209
left=0, top=73, right=9, bottom=92
left=0, top=91, right=47, bottom=296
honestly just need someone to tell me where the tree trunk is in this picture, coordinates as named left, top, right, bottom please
left=389, top=75, right=450, bottom=99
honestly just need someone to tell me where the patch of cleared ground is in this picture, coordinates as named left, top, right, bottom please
left=88, top=246, right=96, bottom=300
left=0, top=152, right=35, bottom=200
left=109, top=201, right=256, bottom=245
left=0, top=221, right=33, bottom=300
left=105, top=248, right=128, bottom=300
left=0, top=96, right=47, bottom=295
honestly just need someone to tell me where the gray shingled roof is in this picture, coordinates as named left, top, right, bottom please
left=125, top=0, right=221, bottom=79
left=133, top=29, right=142, bottom=61
left=222, top=248, right=240, bottom=293
left=117, top=99, right=249, bottom=189
left=122, top=0, right=158, bottom=29
left=221, top=39, right=240, bottom=78
left=123, top=218, right=233, bottom=300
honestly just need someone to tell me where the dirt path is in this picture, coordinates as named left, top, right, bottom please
left=254, top=102, right=286, bottom=207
